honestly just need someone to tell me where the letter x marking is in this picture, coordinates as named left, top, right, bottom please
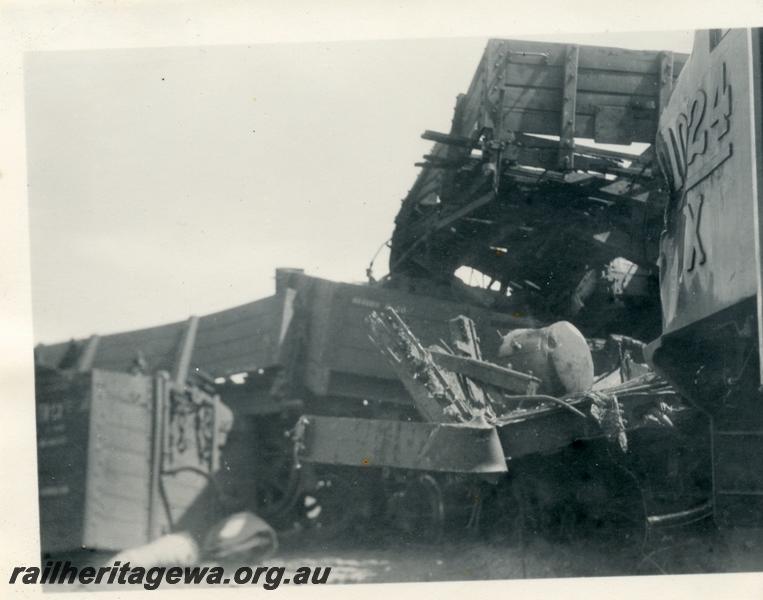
left=683, top=194, right=706, bottom=272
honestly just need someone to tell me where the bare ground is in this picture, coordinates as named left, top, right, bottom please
left=42, top=522, right=763, bottom=591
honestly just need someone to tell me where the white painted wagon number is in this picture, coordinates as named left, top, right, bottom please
left=683, top=195, right=706, bottom=272
left=662, top=62, right=732, bottom=193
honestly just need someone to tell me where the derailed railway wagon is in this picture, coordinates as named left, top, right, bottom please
left=35, top=268, right=549, bottom=543
left=33, top=34, right=731, bottom=552
left=36, top=268, right=709, bottom=545
left=290, top=37, right=717, bottom=539
left=35, top=365, right=232, bottom=554
left=647, top=28, right=763, bottom=528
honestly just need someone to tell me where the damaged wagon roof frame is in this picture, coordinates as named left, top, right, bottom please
left=387, top=38, right=689, bottom=338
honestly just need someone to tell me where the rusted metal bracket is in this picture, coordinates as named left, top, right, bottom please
left=558, top=44, right=579, bottom=171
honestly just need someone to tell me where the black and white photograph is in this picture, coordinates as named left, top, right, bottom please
left=3, top=2, right=763, bottom=598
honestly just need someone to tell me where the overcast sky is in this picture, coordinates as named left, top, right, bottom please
left=26, top=30, right=694, bottom=344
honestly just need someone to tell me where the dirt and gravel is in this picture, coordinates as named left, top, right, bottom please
left=42, top=521, right=763, bottom=592
left=272, top=523, right=763, bottom=584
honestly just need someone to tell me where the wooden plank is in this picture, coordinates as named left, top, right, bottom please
left=435, top=192, right=495, bottom=230
left=86, top=493, right=150, bottom=521
left=324, top=372, right=409, bottom=404
left=494, top=38, right=686, bottom=74
left=89, top=452, right=151, bottom=479
left=197, top=303, right=282, bottom=340
left=447, top=316, right=494, bottom=413
left=84, top=370, right=153, bottom=550
left=461, top=40, right=686, bottom=141
left=499, top=109, right=655, bottom=143
left=199, top=294, right=281, bottom=328
left=421, top=129, right=477, bottom=148
left=172, top=315, right=199, bottom=385
left=76, top=335, right=100, bottom=372
left=559, top=45, right=579, bottom=169
left=579, top=44, right=679, bottom=73
left=595, top=106, right=636, bottom=144
left=94, top=396, right=152, bottom=422
left=490, top=64, right=659, bottom=98
left=304, top=278, right=540, bottom=387
left=429, top=349, right=540, bottom=394
left=35, top=342, right=71, bottom=368
left=37, top=294, right=285, bottom=377
left=337, top=298, right=475, bottom=344
left=96, top=320, right=186, bottom=352
left=508, top=144, right=632, bottom=173
left=93, top=331, right=183, bottom=373
left=502, top=86, right=657, bottom=115
left=194, top=335, right=282, bottom=375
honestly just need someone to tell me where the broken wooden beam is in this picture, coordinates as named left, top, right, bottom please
left=421, top=129, right=478, bottom=149
left=429, top=350, right=540, bottom=395
left=76, top=335, right=101, bottom=373
left=558, top=44, right=579, bottom=170
left=447, top=315, right=493, bottom=416
left=172, top=315, right=200, bottom=386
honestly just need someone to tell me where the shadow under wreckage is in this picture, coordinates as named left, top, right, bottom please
left=34, top=36, right=720, bottom=563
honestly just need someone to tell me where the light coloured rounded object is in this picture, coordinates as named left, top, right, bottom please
left=498, top=321, right=594, bottom=396
left=202, top=511, right=278, bottom=561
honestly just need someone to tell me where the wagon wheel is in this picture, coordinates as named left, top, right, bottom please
left=251, top=416, right=302, bottom=523
left=566, top=459, right=649, bottom=544
left=387, top=474, right=445, bottom=544
left=298, top=471, right=361, bottom=539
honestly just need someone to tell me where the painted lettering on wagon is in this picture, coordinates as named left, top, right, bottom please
left=659, top=61, right=733, bottom=194
left=658, top=62, right=733, bottom=274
